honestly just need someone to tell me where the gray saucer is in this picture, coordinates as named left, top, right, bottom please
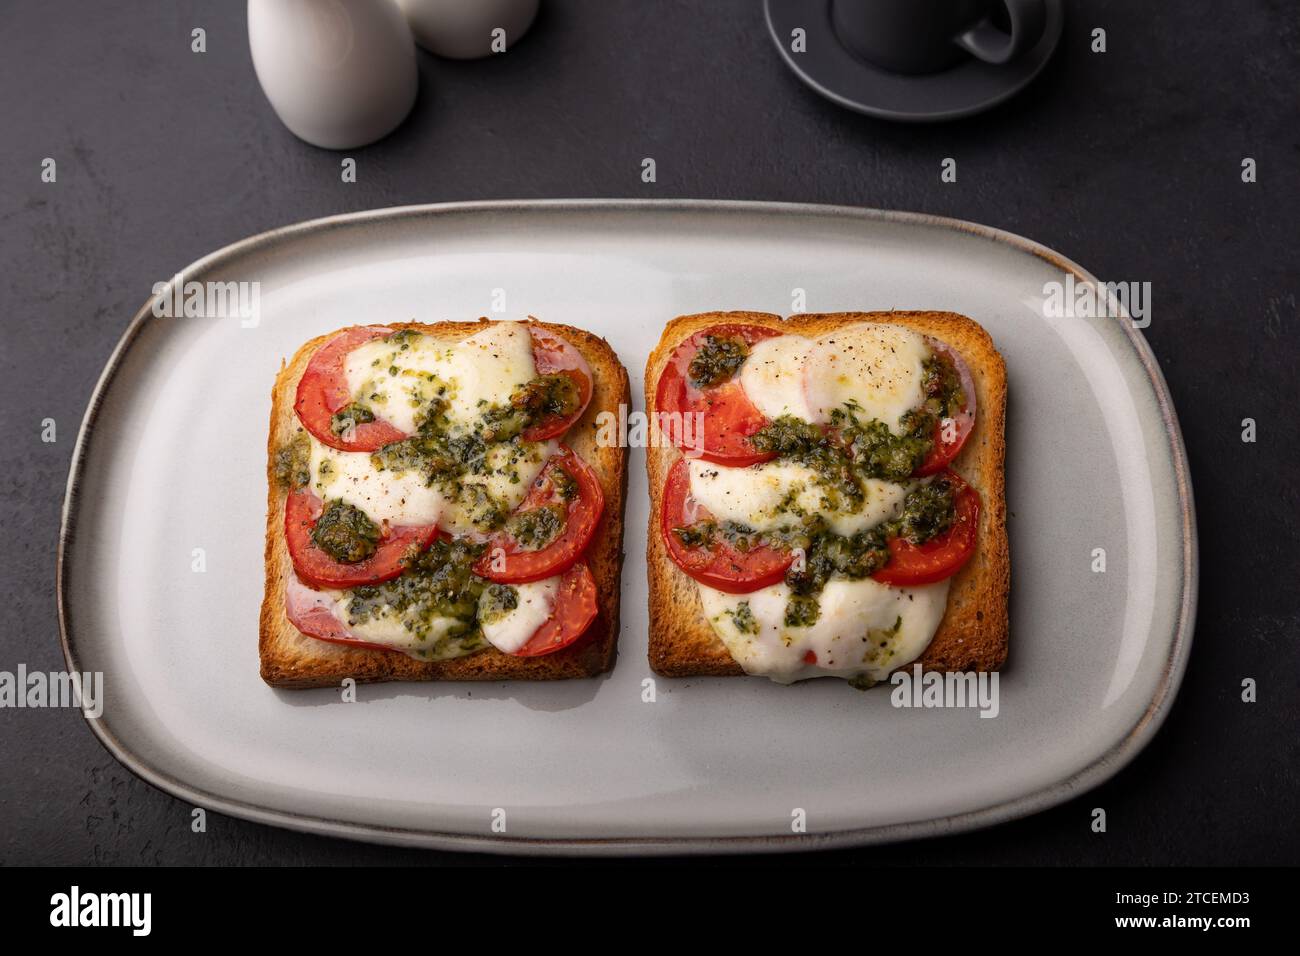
left=765, top=0, right=1065, bottom=122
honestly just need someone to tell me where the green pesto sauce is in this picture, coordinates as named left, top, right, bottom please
left=385, top=328, right=420, bottom=349
left=505, top=502, right=567, bottom=551
left=672, top=479, right=956, bottom=599
left=479, top=583, right=519, bottom=625
left=369, top=425, right=546, bottom=534
left=454, top=482, right=510, bottom=533
left=783, top=593, right=821, bottom=628
left=329, top=401, right=375, bottom=436
left=311, top=500, right=380, bottom=563
left=273, top=431, right=311, bottom=489
left=672, top=520, right=724, bottom=550
left=922, top=353, right=966, bottom=418
left=372, top=427, right=479, bottom=482
left=514, top=373, right=580, bottom=422
left=345, top=536, right=486, bottom=640
left=549, top=466, right=578, bottom=501
left=478, top=373, right=582, bottom=444
left=835, top=413, right=932, bottom=483
left=893, top=476, right=955, bottom=544
left=748, top=350, right=965, bottom=488
left=688, top=334, right=749, bottom=388
left=731, top=601, right=759, bottom=635
left=785, top=519, right=891, bottom=597
left=750, top=415, right=864, bottom=505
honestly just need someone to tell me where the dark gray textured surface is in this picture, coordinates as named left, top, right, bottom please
left=1, top=0, right=1296, bottom=865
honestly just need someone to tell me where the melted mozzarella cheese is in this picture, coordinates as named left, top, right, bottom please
left=439, top=438, right=557, bottom=534
left=444, top=322, right=538, bottom=426
left=343, top=334, right=454, bottom=436
left=291, top=579, right=482, bottom=661
left=337, top=598, right=484, bottom=661
left=698, top=578, right=950, bottom=684
left=344, top=321, right=537, bottom=435
left=308, top=435, right=444, bottom=527
left=479, top=578, right=558, bottom=654
left=740, top=334, right=816, bottom=421
left=805, top=323, right=929, bottom=433
left=687, top=458, right=910, bottom=537
left=335, top=599, right=467, bottom=657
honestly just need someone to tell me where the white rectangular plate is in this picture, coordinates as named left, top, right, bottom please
left=59, top=201, right=1195, bottom=854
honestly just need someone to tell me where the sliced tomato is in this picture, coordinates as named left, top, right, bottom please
left=284, top=571, right=400, bottom=653
left=285, top=488, right=437, bottom=590
left=872, top=471, right=980, bottom=586
left=522, top=325, right=594, bottom=441
left=654, top=323, right=783, bottom=467
left=511, top=562, right=599, bottom=657
left=914, top=338, right=977, bottom=476
left=294, top=326, right=410, bottom=452
left=660, top=457, right=792, bottom=594
left=474, top=447, right=604, bottom=584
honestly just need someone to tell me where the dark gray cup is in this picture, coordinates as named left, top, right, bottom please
left=831, top=0, right=1047, bottom=75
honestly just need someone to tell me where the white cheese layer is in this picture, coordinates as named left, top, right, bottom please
left=308, top=435, right=445, bottom=527
left=804, top=323, right=929, bottom=433
left=687, top=458, right=910, bottom=537
left=302, top=575, right=559, bottom=662
left=739, top=334, right=817, bottom=421
left=298, top=581, right=484, bottom=662
left=446, top=321, right=539, bottom=426
left=478, top=577, right=559, bottom=654
left=344, top=321, right=537, bottom=435
left=698, top=577, right=950, bottom=684
left=335, top=599, right=472, bottom=659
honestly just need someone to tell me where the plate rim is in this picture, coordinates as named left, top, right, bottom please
left=56, top=198, right=1198, bottom=856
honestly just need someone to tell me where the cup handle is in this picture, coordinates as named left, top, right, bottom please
left=954, top=0, right=1046, bottom=65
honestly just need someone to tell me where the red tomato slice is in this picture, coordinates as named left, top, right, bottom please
left=285, top=488, right=437, bottom=590
left=474, top=447, right=605, bottom=584
left=294, top=326, right=411, bottom=452
left=654, top=323, right=783, bottom=467
left=872, top=471, right=980, bottom=586
left=511, top=562, right=599, bottom=657
left=914, top=338, right=977, bottom=477
left=660, top=457, right=793, bottom=594
left=522, top=325, right=594, bottom=441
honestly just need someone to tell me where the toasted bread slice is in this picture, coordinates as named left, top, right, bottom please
left=260, top=318, right=630, bottom=689
left=646, top=310, right=1008, bottom=678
